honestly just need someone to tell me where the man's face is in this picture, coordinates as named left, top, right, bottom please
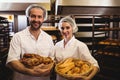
left=29, top=8, right=44, bottom=30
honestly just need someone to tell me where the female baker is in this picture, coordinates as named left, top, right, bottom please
left=54, top=16, right=99, bottom=80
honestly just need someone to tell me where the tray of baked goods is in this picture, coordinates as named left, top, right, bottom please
left=55, top=58, right=93, bottom=80
left=98, top=27, right=120, bottom=31
left=98, top=38, right=120, bottom=46
left=20, top=53, right=54, bottom=69
left=96, top=46, right=120, bottom=57
left=41, top=26, right=59, bottom=31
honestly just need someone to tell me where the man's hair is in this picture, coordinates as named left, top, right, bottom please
left=25, top=4, right=47, bottom=20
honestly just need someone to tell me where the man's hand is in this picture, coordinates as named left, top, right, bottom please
left=30, top=63, right=53, bottom=76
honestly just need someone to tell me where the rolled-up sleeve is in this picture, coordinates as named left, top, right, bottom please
left=6, top=34, right=21, bottom=64
left=78, top=43, right=99, bottom=68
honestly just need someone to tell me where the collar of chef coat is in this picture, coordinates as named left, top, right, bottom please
left=25, top=26, right=44, bottom=40
left=25, top=26, right=42, bottom=35
left=62, top=36, right=75, bottom=48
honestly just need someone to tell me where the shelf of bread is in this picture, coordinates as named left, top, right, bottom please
left=51, top=35, right=57, bottom=40
left=97, top=28, right=120, bottom=31
left=97, top=50, right=120, bottom=57
left=41, top=26, right=59, bottom=31
left=98, top=38, right=120, bottom=46
left=96, top=46, right=120, bottom=57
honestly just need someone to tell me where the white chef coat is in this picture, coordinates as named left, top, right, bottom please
left=6, top=27, right=54, bottom=80
left=54, top=36, right=99, bottom=80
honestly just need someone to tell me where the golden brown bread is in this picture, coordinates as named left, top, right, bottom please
left=55, top=58, right=93, bottom=79
left=20, top=53, right=53, bottom=68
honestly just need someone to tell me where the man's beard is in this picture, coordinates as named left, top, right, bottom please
left=30, top=21, right=43, bottom=31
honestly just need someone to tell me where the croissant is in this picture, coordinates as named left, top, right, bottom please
left=20, top=53, right=53, bottom=68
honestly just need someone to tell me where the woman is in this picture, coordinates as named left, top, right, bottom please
left=54, top=16, right=99, bottom=80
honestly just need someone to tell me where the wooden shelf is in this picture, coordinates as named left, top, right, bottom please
left=97, top=28, right=120, bottom=31
left=97, top=50, right=120, bottom=57
left=41, top=26, right=61, bottom=43
left=78, top=26, right=92, bottom=31
left=98, top=38, right=120, bottom=46
left=41, top=26, right=59, bottom=31
left=0, top=16, right=10, bottom=52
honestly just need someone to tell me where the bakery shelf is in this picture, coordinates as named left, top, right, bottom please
left=41, top=26, right=59, bottom=31
left=96, top=28, right=120, bottom=31
left=0, top=16, right=10, bottom=53
left=98, top=38, right=120, bottom=46
left=41, top=26, right=61, bottom=44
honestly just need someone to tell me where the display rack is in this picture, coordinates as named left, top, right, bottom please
left=74, top=15, right=93, bottom=51
left=92, top=15, right=120, bottom=80
left=73, top=14, right=120, bottom=80
left=0, top=16, right=12, bottom=80
left=0, top=16, right=10, bottom=57
left=41, top=26, right=61, bottom=44
left=92, top=15, right=120, bottom=57
left=42, top=15, right=66, bottom=44
left=92, top=15, right=110, bottom=54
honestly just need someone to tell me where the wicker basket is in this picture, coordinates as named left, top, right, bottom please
left=55, top=58, right=93, bottom=80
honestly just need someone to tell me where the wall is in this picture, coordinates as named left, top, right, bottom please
left=57, top=0, right=120, bottom=15
left=57, top=6, right=120, bottom=15
left=58, top=0, right=120, bottom=6
left=18, top=15, right=27, bottom=31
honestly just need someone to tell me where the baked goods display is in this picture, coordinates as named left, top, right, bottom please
left=98, top=38, right=120, bottom=46
left=55, top=58, right=93, bottom=79
left=98, top=27, right=120, bottom=31
left=20, top=53, right=53, bottom=68
left=97, top=46, right=120, bottom=57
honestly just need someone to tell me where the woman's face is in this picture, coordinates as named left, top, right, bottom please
left=60, top=22, right=73, bottom=41
left=28, top=8, right=44, bottom=30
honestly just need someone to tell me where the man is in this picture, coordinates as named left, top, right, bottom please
left=6, top=4, right=54, bottom=80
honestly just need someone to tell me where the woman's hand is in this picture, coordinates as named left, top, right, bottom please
left=67, top=66, right=99, bottom=80
left=67, top=76, right=89, bottom=80
left=77, top=66, right=99, bottom=80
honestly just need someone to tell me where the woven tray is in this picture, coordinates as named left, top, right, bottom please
left=55, top=58, right=93, bottom=80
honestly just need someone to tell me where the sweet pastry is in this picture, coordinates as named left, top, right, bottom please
left=20, top=53, right=53, bottom=68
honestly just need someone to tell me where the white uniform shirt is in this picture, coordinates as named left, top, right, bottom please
left=54, top=36, right=99, bottom=80
left=6, top=27, right=54, bottom=80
